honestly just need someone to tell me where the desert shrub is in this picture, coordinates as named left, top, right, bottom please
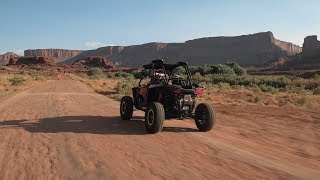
left=254, top=95, right=261, bottom=103
left=198, top=81, right=216, bottom=90
left=313, top=86, right=320, bottom=95
left=258, top=84, right=268, bottom=92
left=259, top=84, right=278, bottom=93
left=189, top=66, right=200, bottom=74
left=87, top=68, right=105, bottom=79
left=217, top=82, right=230, bottom=90
left=199, top=65, right=212, bottom=75
left=192, top=72, right=204, bottom=83
left=259, top=76, right=287, bottom=89
left=285, top=85, right=306, bottom=94
left=226, top=62, right=246, bottom=75
left=130, top=70, right=142, bottom=79
left=172, top=66, right=186, bottom=75
left=211, top=64, right=235, bottom=75
left=115, top=71, right=134, bottom=78
left=231, top=84, right=244, bottom=90
left=297, top=96, right=308, bottom=106
left=184, top=63, right=246, bottom=76
left=115, top=76, right=136, bottom=95
left=9, top=76, right=26, bottom=85
left=249, top=85, right=261, bottom=93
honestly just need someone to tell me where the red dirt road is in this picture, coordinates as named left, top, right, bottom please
left=0, top=80, right=319, bottom=179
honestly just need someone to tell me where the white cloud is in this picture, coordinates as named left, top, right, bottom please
left=84, top=41, right=114, bottom=48
left=13, top=50, right=24, bottom=56
left=0, top=49, right=24, bottom=56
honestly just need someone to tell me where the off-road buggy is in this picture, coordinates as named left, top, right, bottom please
left=120, top=59, right=216, bottom=134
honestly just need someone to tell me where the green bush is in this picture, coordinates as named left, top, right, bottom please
left=226, top=62, right=246, bottom=75
left=9, top=76, right=27, bottom=86
left=254, top=95, right=261, bottom=103
left=9, top=76, right=26, bottom=85
left=189, top=66, right=200, bottom=75
left=217, top=82, right=231, bottom=90
left=231, top=84, right=244, bottom=90
left=297, top=96, right=308, bottom=106
left=87, top=68, right=105, bottom=79
left=211, top=64, right=235, bottom=75
left=285, top=85, right=306, bottom=94
left=250, top=85, right=261, bottom=93
left=130, top=70, right=142, bottom=79
left=199, top=65, right=212, bottom=75
left=115, top=76, right=136, bottom=95
left=172, top=66, right=186, bottom=75
left=192, top=72, right=203, bottom=83
left=115, top=71, right=134, bottom=78
left=313, top=86, right=320, bottom=95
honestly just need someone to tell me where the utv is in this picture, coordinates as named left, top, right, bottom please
left=120, top=59, right=216, bottom=134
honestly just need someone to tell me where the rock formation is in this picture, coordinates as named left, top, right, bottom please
left=302, top=35, right=320, bottom=59
left=72, top=57, right=114, bottom=69
left=0, top=52, right=19, bottom=66
left=9, top=57, right=55, bottom=66
left=24, top=49, right=83, bottom=64
left=61, top=32, right=302, bottom=67
left=277, top=35, right=320, bottom=70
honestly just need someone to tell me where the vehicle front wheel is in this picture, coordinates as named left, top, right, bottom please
left=120, top=96, right=133, bottom=120
left=194, top=103, right=216, bottom=132
left=145, top=102, right=165, bottom=134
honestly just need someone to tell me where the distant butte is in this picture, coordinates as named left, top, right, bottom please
left=36, top=32, right=303, bottom=67
left=2, top=32, right=310, bottom=69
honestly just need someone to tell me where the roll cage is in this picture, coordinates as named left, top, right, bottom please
left=139, top=59, right=193, bottom=87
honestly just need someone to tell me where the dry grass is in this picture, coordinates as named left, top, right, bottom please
left=77, top=75, right=320, bottom=110
left=70, top=74, right=122, bottom=100
left=0, top=74, right=32, bottom=99
left=0, top=69, right=56, bottom=100
left=197, top=88, right=320, bottom=110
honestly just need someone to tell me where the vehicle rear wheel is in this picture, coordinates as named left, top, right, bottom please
left=120, top=96, right=133, bottom=120
left=145, top=102, right=165, bottom=134
left=194, top=103, right=216, bottom=132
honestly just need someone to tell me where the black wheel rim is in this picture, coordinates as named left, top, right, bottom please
left=121, top=101, right=126, bottom=115
left=147, top=109, right=155, bottom=126
left=197, top=108, right=207, bottom=125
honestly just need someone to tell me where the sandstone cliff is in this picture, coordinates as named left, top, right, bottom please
left=73, top=57, right=114, bottom=69
left=279, top=35, right=320, bottom=70
left=0, top=52, right=19, bottom=66
left=62, top=32, right=301, bottom=67
left=24, top=49, right=83, bottom=64
left=9, top=57, right=55, bottom=66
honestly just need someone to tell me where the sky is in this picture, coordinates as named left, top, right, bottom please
left=0, top=0, right=319, bottom=55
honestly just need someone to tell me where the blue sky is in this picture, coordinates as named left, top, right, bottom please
left=0, top=0, right=319, bottom=55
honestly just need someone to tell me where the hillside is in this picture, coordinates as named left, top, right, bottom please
left=61, top=32, right=301, bottom=67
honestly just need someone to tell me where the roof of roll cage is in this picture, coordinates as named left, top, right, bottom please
left=143, top=59, right=188, bottom=70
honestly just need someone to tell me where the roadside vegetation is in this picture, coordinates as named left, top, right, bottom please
left=80, top=64, right=320, bottom=109
left=0, top=68, right=56, bottom=99
left=87, top=67, right=106, bottom=79
left=2, top=64, right=318, bottom=109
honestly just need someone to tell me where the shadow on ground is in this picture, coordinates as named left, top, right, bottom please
left=0, top=116, right=198, bottom=135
